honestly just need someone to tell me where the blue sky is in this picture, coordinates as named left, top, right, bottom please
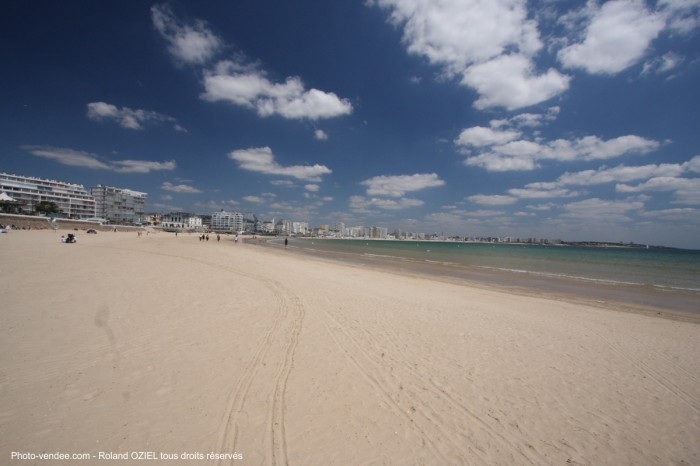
left=2, top=1, right=700, bottom=248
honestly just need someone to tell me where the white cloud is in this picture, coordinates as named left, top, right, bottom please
left=304, top=184, right=320, bottom=192
left=350, top=195, right=424, bottom=211
left=640, top=207, right=700, bottom=221
left=464, top=153, right=538, bottom=172
left=372, top=0, right=540, bottom=69
left=371, top=0, right=570, bottom=110
left=161, top=181, right=201, bottom=193
left=112, top=160, right=177, bottom=174
left=563, top=197, right=645, bottom=218
left=458, top=120, right=660, bottom=172
left=360, top=173, right=445, bottom=197
left=556, top=162, right=685, bottom=186
left=243, top=195, right=266, bottom=204
left=461, top=54, right=570, bottom=110
left=642, top=51, right=684, bottom=75
left=228, top=146, right=331, bottom=182
left=617, top=176, right=700, bottom=204
left=467, top=194, right=518, bottom=205
left=455, top=126, right=521, bottom=147
left=151, top=3, right=222, bottom=65
left=87, top=102, right=184, bottom=131
left=558, top=0, right=665, bottom=74
left=684, top=155, right=700, bottom=173
left=658, top=0, right=700, bottom=34
left=314, top=129, right=329, bottom=140
left=22, top=145, right=176, bottom=173
left=508, top=187, right=580, bottom=199
left=202, top=61, right=353, bottom=120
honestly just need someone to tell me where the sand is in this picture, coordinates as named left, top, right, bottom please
left=1, top=229, right=699, bottom=465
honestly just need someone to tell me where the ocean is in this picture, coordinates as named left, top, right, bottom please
left=270, top=238, right=700, bottom=314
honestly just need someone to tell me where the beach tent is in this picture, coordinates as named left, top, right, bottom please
left=0, top=191, right=16, bottom=202
left=0, top=191, right=23, bottom=214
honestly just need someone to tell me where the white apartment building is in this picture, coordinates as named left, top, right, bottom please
left=211, top=210, right=244, bottom=232
left=0, top=172, right=96, bottom=219
left=160, top=212, right=203, bottom=230
left=90, top=185, right=147, bottom=225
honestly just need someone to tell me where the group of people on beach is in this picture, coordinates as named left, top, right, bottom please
left=198, top=233, right=225, bottom=242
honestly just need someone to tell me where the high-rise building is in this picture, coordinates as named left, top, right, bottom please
left=90, top=185, right=147, bottom=224
left=0, top=172, right=96, bottom=219
left=211, top=210, right=244, bottom=232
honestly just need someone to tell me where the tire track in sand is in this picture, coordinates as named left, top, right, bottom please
left=369, top=307, right=548, bottom=465
left=582, top=323, right=700, bottom=415
left=99, top=245, right=304, bottom=466
left=318, top=306, right=454, bottom=464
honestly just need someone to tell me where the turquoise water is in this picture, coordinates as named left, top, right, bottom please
left=287, top=239, right=700, bottom=294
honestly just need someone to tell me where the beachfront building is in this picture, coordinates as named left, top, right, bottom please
left=0, top=172, right=96, bottom=219
left=292, top=221, right=309, bottom=235
left=142, top=213, right=161, bottom=225
left=90, top=185, right=147, bottom=225
left=160, top=212, right=203, bottom=231
left=211, top=210, right=244, bottom=232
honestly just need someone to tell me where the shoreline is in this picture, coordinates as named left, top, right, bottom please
left=259, top=237, right=700, bottom=322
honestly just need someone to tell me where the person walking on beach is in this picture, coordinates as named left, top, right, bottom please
left=284, top=237, right=288, bottom=248
left=217, top=234, right=220, bottom=242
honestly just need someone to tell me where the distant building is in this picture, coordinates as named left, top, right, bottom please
left=90, top=185, right=147, bottom=225
left=143, top=213, right=161, bottom=225
left=275, top=219, right=292, bottom=235
left=211, top=210, right=244, bottom=232
left=160, top=212, right=202, bottom=230
left=0, top=172, right=96, bottom=219
left=292, top=221, right=309, bottom=235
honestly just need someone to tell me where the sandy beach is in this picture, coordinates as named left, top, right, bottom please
left=1, top=229, right=699, bottom=465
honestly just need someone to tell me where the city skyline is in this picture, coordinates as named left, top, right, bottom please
left=2, top=1, right=700, bottom=248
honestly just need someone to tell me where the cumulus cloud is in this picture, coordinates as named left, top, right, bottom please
left=373, top=0, right=695, bottom=109
left=202, top=60, right=353, bottom=120
left=461, top=54, right=570, bottom=110
left=469, top=155, right=700, bottom=214
left=151, top=3, right=222, bottom=65
left=243, top=195, right=266, bottom=204
left=455, top=126, right=521, bottom=147
left=161, top=181, right=201, bottom=193
left=558, top=0, right=666, bottom=75
left=360, top=173, right=445, bottom=197
left=457, top=110, right=660, bottom=172
left=22, top=145, right=176, bottom=173
left=350, top=195, right=424, bottom=211
left=228, top=146, right=332, bottom=182
left=556, top=162, right=686, bottom=186
left=467, top=194, right=518, bottom=205
left=508, top=187, right=581, bottom=199
left=617, top=176, right=700, bottom=204
left=314, top=129, right=329, bottom=140
left=371, top=0, right=570, bottom=109
left=86, top=102, right=184, bottom=131
left=658, top=0, right=700, bottom=34
left=563, top=197, right=645, bottom=219
left=152, top=6, right=352, bottom=121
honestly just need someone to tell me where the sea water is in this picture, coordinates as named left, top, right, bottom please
left=279, top=238, right=700, bottom=312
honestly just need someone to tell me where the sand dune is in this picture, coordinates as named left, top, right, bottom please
left=1, top=230, right=699, bottom=465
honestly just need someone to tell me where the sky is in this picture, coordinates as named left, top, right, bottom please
left=2, top=0, right=700, bottom=248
